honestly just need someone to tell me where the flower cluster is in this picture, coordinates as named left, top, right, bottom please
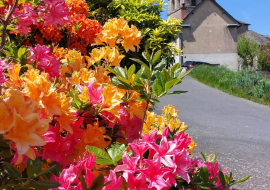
left=0, top=1, right=248, bottom=189
left=95, top=18, right=142, bottom=52
left=0, top=89, right=50, bottom=162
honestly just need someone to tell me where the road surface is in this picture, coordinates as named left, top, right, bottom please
left=155, top=76, right=270, bottom=189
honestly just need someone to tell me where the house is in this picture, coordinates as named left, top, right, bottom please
left=168, top=0, right=243, bottom=70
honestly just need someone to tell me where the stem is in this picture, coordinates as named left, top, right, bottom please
left=139, top=99, right=150, bottom=139
left=0, top=0, right=19, bottom=52
left=10, top=7, right=38, bottom=20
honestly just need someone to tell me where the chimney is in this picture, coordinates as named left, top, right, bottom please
left=181, top=3, right=187, bottom=19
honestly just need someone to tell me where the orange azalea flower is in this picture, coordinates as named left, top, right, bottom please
left=1, top=89, right=50, bottom=161
left=63, top=50, right=86, bottom=72
left=102, top=84, right=124, bottom=118
left=66, top=0, right=89, bottom=17
left=76, top=122, right=111, bottom=157
left=5, top=64, right=23, bottom=89
left=55, top=93, right=76, bottom=133
left=94, top=18, right=142, bottom=52
left=89, top=47, right=125, bottom=67
left=94, top=67, right=111, bottom=85
left=188, top=140, right=197, bottom=154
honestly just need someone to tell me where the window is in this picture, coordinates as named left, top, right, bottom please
left=191, top=0, right=196, bottom=6
left=172, top=0, right=175, bottom=10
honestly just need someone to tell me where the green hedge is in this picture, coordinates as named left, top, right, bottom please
left=189, top=65, right=270, bottom=106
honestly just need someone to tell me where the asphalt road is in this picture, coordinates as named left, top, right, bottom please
left=155, top=76, right=270, bottom=190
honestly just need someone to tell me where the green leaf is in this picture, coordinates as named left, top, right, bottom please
left=2, top=162, right=21, bottom=178
left=206, top=153, right=216, bottom=163
left=165, top=78, right=181, bottom=92
left=166, top=91, right=187, bottom=95
left=0, top=149, right=13, bottom=158
left=142, top=50, right=151, bottom=62
left=143, top=65, right=151, bottom=79
left=116, top=76, right=131, bottom=85
left=95, top=158, right=114, bottom=165
left=134, top=66, right=145, bottom=84
left=171, top=63, right=180, bottom=74
left=152, top=84, right=163, bottom=97
left=18, top=46, right=27, bottom=59
left=50, top=162, right=62, bottom=177
left=219, top=171, right=226, bottom=188
left=114, top=67, right=128, bottom=79
left=156, top=72, right=166, bottom=91
left=105, top=66, right=117, bottom=75
left=89, top=173, right=105, bottom=190
left=150, top=98, right=159, bottom=103
left=27, top=164, right=34, bottom=179
left=35, top=164, right=57, bottom=178
left=112, top=77, right=133, bottom=90
left=86, top=146, right=114, bottom=165
left=27, top=158, right=42, bottom=177
left=70, top=88, right=82, bottom=110
left=0, top=1, right=5, bottom=7
left=130, top=58, right=147, bottom=66
left=80, top=174, right=88, bottom=190
left=107, top=143, right=127, bottom=164
left=201, top=152, right=207, bottom=161
left=29, top=180, right=61, bottom=189
left=199, top=166, right=209, bottom=183
left=153, top=59, right=167, bottom=72
left=229, top=175, right=251, bottom=187
left=127, top=65, right=136, bottom=79
left=151, top=50, right=162, bottom=65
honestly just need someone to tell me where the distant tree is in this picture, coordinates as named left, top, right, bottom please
left=238, top=37, right=260, bottom=69
left=258, top=43, right=270, bottom=71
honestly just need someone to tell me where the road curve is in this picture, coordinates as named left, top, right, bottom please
left=155, top=76, right=270, bottom=190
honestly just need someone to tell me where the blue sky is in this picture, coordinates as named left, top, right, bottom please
left=161, top=0, right=270, bottom=36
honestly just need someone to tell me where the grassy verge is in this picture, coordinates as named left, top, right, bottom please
left=189, top=65, right=270, bottom=106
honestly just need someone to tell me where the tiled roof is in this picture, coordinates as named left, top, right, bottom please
left=238, top=30, right=270, bottom=45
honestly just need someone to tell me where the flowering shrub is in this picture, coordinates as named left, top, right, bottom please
left=0, top=0, right=250, bottom=189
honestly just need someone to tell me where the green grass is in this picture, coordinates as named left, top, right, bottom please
left=189, top=65, right=270, bottom=106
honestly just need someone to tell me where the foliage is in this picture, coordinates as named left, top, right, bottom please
left=258, top=43, right=270, bottom=71
left=88, top=0, right=183, bottom=66
left=238, top=37, right=260, bottom=69
left=0, top=0, right=250, bottom=189
left=190, top=65, right=270, bottom=106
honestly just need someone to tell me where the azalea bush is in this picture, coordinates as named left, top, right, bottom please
left=0, top=0, right=250, bottom=189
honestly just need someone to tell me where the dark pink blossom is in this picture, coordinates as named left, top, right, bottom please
left=86, top=81, right=104, bottom=106
left=43, top=2, right=69, bottom=28
left=102, top=170, right=123, bottom=190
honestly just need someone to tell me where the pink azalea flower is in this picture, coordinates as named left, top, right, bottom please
left=50, top=164, right=83, bottom=190
left=173, top=149, right=192, bottom=183
left=0, top=68, right=6, bottom=87
left=141, top=130, right=161, bottom=144
left=13, top=5, right=37, bottom=34
left=173, top=131, right=192, bottom=151
left=115, top=152, right=139, bottom=174
left=139, top=158, right=173, bottom=190
left=125, top=115, right=143, bottom=143
left=149, top=136, right=176, bottom=168
left=102, top=170, right=123, bottom=190
left=123, top=173, right=149, bottom=190
left=42, top=125, right=82, bottom=166
left=86, top=81, right=104, bottom=106
left=0, top=56, right=11, bottom=86
left=129, top=143, right=149, bottom=167
left=44, top=2, right=69, bottom=28
left=43, top=0, right=64, bottom=5
left=41, top=59, right=60, bottom=79
left=50, top=153, right=95, bottom=190
left=77, top=153, right=95, bottom=187
left=30, top=45, right=54, bottom=65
